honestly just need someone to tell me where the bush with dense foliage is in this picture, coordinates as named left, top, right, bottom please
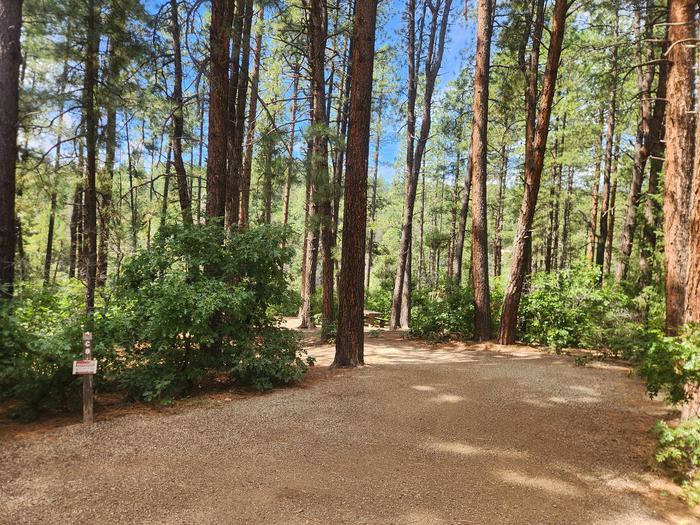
left=1, top=224, right=313, bottom=415
left=655, top=419, right=700, bottom=505
left=409, top=282, right=474, bottom=342
left=517, top=264, right=632, bottom=350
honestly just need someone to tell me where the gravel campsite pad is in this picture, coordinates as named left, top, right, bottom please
left=1, top=328, right=698, bottom=524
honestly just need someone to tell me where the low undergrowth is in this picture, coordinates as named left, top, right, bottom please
left=0, top=224, right=313, bottom=419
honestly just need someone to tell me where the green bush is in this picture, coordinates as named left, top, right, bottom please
left=0, top=283, right=87, bottom=418
left=102, top=223, right=311, bottom=401
left=655, top=419, right=700, bottom=505
left=637, top=327, right=700, bottom=405
left=409, top=282, right=474, bottom=342
left=518, top=265, right=629, bottom=350
left=1, top=224, right=313, bottom=414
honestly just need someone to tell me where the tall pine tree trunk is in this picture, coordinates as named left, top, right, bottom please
left=335, top=0, right=377, bottom=367
left=662, top=0, right=695, bottom=333
left=239, top=6, right=264, bottom=228
left=83, top=0, right=99, bottom=314
left=170, top=0, right=192, bottom=225
left=498, top=0, right=568, bottom=344
left=0, top=0, right=22, bottom=298
left=205, top=0, right=232, bottom=224
left=469, top=0, right=494, bottom=340
left=595, top=6, right=619, bottom=275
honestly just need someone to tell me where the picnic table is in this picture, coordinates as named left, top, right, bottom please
left=364, top=310, right=387, bottom=328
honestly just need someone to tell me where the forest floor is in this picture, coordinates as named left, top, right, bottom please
left=1, top=321, right=699, bottom=524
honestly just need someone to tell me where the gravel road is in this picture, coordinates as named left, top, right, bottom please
left=1, top=330, right=697, bottom=524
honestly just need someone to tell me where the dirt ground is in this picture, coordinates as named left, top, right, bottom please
left=1, top=324, right=699, bottom=524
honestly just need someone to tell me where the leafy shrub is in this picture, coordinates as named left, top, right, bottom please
left=0, top=282, right=87, bottom=418
left=409, top=282, right=474, bottom=342
left=102, top=223, right=310, bottom=401
left=518, top=265, right=629, bottom=350
left=637, top=327, right=700, bottom=405
left=366, top=285, right=392, bottom=318
left=655, top=419, right=700, bottom=505
left=1, top=224, right=313, bottom=414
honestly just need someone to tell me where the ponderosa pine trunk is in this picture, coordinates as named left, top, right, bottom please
left=390, top=0, right=452, bottom=328
left=498, top=0, right=568, bottom=345
left=639, top=41, right=668, bottom=287
left=595, top=7, right=619, bottom=277
left=226, top=0, right=254, bottom=230
left=560, top=166, right=574, bottom=268
left=615, top=2, right=656, bottom=282
left=239, top=6, right=264, bottom=228
left=469, top=0, right=494, bottom=340
left=587, top=108, right=605, bottom=262
left=662, top=0, right=696, bottom=333
left=334, top=0, right=378, bottom=368
left=0, top=0, right=22, bottom=298
left=205, top=0, right=232, bottom=224
left=306, top=0, right=334, bottom=327
left=83, top=0, right=98, bottom=315
left=493, top=139, right=507, bottom=277
left=170, top=0, right=192, bottom=225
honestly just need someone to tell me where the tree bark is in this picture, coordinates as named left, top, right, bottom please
left=0, top=0, right=22, bottom=298
left=239, top=6, right=264, bottom=228
left=639, top=46, right=668, bottom=287
left=205, top=0, right=233, bottom=224
left=226, top=0, right=254, bottom=230
left=595, top=7, right=619, bottom=276
left=587, top=108, right=605, bottom=263
left=469, top=0, right=494, bottom=340
left=390, top=0, right=452, bottom=328
left=615, top=2, right=656, bottom=282
left=662, top=0, right=695, bottom=333
left=498, top=0, right=568, bottom=345
left=306, top=0, right=335, bottom=327
left=335, top=0, right=377, bottom=368
left=170, top=0, right=192, bottom=225
left=83, top=0, right=99, bottom=315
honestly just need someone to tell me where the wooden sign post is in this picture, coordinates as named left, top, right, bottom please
left=73, top=332, right=97, bottom=424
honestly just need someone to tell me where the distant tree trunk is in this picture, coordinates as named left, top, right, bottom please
left=587, top=108, right=605, bottom=262
left=205, top=0, right=232, bottom=224
left=560, top=166, right=574, bottom=268
left=365, top=100, right=382, bottom=293
left=83, top=0, right=99, bottom=315
left=469, top=0, right=494, bottom=340
left=595, top=7, right=619, bottom=276
left=298, top=130, right=319, bottom=327
left=160, top=144, right=173, bottom=228
left=69, top=183, right=82, bottom=278
left=226, top=0, right=254, bottom=230
left=498, top=0, right=568, bottom=345
left=391, top=0, right=452, bottom=328
left=639, top=51, right=668, bottom=287
left=662, top=0, right=695, bottom=333
left=335, top=0, right=377, bottom=367
left=545, top=123, right=560, bottom=273
left=493, top=140, right=507, bottom=277
left=170, top=0, right=192, bottom=225
left=45, top=49, right=69, bottom=287
left=239, top=6, right=264, bottom=228
left=282, top=63, right=300, bottom=226
left=604, top=147, right=619, bottom=275
left=0, top=0, right=22, bottom=298
left=452, top=159, right=472, bottom=284
left=306, top=0, right=334, bottom=327
left=615, top=2, right=656, bottom=282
